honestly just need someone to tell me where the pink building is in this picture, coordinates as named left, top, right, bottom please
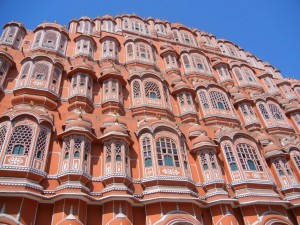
left=0, top=14, right=299, bottom=225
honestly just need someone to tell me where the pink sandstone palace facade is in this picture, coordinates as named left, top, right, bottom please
left=0, top=14, right=300, bottom=225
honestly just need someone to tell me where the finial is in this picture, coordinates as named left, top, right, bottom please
left=1, top=203, right=5, bottom=213
left=54, top=20, right=57, bottom=23
left=29, top=100, right=34, bottom=109
left=113, top=109, right=118, bottom=116
left=156, top=114, right=161, bottom=120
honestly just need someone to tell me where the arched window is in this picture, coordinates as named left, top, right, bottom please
left=126, top=43, right=134, bottom=59
left=74, top=151, right=80, bottom=158
left=115, top=140, right=122, bottom=162
left=6, top=125, right=33, bottom=156
left=209, top=91, right=230, bottom=110
left=291, top=151, right=300, bottom=171
left=63, top=138, right=71, bottom=160
left=101, top=20, right=115, bottom=32
left=136, top=43, right=152, bottom=61
left=0, top=58, right=10, bottom=84
left=259, top=104, right=270, bottom=119
left=155, top=24, right=167, bottom=35
left=156, top=138, right=180, bottom=167
left=172, top=30, right=180, bottom=42
left=268, top=104, right=283, bottom=120
left=142, top=137, right=152, bottom=167
left=145, top=81, right=161, bottom=99
left=31, top=61, right=50, bottom=83
left=42, top=30, right=58, bottom=50
left=102, top=39, right=118, bottom=59
left=182, top=54, right=191, bottom=69
left=216, top=65, right=231, bottom=81
left=199, top=91, right=210, bottom=109
left=77, top=20, right=92, bottom=34
left=191, top=54, right=209, bottom=73
left=233, top=68, right=244, bottom=82
left=34, top=129, right=49, bottom=160
left=132, top=81, right=141, bottom=98
left=0, top=125, right=8, bottom=152
left=164, top=53, right=178, bottom=70
left=12, top=145, right=24, bottom=155
left=75, top=38, right=94, bottom=57
left=224, top=144, right=238, bottom=171
left=274, top=157, right=295, bottom=178
left=236, top=143, right=263, bottom=171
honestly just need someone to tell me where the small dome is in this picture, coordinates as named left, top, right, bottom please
left=170, top=75, right=182, bottom=84
left=104, top=122, right=127, bottom=135
left=107, top=217, right=132, bottom=225
left=65, top=114, right=92, bottom=131
left=228, top=86, right=239, bottom=94
left=285, top=102, right=298, bottom=110
left=102, top=116, right=127, bottom=127
left=233, top=93, right=246, bottom=101
left=188, top=124, right=206, bottom=138
left=257, top=132, right=270, bottom=141
left=174, top=81, right=189, bottom=90
left=191, top=134, right=215, bottom=150
left=263, top=142, right=284, bottom=158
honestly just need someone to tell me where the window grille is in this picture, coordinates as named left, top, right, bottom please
left=33, top=31, right=42, bottom=48
left=42, top=30, right=58, bottom=49
left=156, top=137, right=180, bottom=167
left=142, top=137, right=152, bottom=167
left=145, top=81, right=161, bottom=99
left=224, top=144, right=238, bottom=171
left=34, top=129, right=49, bottom=159
left=6, top=125, right=33, bottom=156
left=268, top=104, right=283, bottom=120
left=105, top=142, right=112, bottom=162
left=132, top=81, right=141, bottom=98
left=236, top=143, right=263, bottom=171
left=209, top=91, right=230, bottom=110
left=31, top=61, right=50, bottom=81
left=0, top=125, right=8, bottom=152
left=292, top=153, right=300, bottom=170
left=259, top=104, right=270, bottom=119
left=63, top=137, right=71, bottom=159
left=199, top=91, right=209, bottom=109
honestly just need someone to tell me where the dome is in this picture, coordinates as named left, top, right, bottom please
left=102, top=116, right=127, bottom=128
left=188, top=124, right=206, bottom=138
left=65, top=114, right=92, bottom=131
left=257, top=132, right=269, bottom=140
left=263, top=142, right=284, bottom=158
left=233, top=92, right=246, bottom=101
left=228, top=86, right=239, bottom=94
left=170, top=75, right=182, bottom=84
left=191, top=134, right=216, bottom=151
left=103, top=122, right=127, bottom=135
left=174, top=81, right=190, bottom=90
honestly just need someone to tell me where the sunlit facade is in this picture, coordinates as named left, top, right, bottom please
left=0, top=15, right=299, bottom=225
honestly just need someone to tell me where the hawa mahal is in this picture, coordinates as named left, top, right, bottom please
left=0, top=14, right=299, bottom=225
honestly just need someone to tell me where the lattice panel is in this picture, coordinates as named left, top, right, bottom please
left=42, top=30, right=58, bottom=49
left=34, top=129, right=49, bottom=159
left=145, top=81, right=161, bottom=99
left=209, top=91, right=230, bottom=110
left=0, top=125, right=8, bottom=152
left=132, top=81, right=141, bottom=98
left=6, top=125, right=33, bottom=155
left=236, top=143, right=263, bottom=171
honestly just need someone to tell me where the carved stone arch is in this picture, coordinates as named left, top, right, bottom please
left=0, top=213, right=24, bottom=225
left=215, top=214, right=239, bottom=225
left=154, top=210, right=202, bottom=225
left=257, top=211, right=292, bottom=225
left=2, top=109, right=54, bottom=130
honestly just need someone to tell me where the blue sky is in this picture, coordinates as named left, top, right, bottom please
left=1, top=0, right=299, bottom=79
